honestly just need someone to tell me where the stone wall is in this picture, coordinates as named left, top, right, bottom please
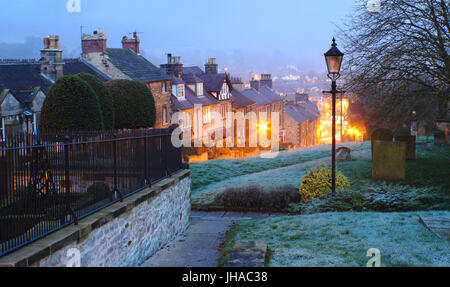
left=147, top=81, right=171, bottom=129
left=0, top=169, right=191, bottom=267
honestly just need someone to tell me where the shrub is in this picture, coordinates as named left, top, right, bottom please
left=76, top=73, right=115, bottom=130
left=299, top=167, right=350, bottom=203
left=106, top=80, right=156, bottom=129
left=215, top=185, right=300, bottom=211
left=40, top=76, right=104, bottom=131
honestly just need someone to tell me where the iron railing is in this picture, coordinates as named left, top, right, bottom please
left=0, top=128, right=183, bottom=256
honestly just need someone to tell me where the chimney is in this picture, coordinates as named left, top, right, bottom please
left=122, top=32, right=140, bottom=54
left=250, top=75, right=260, bottom=91
left=260, top=74, right=272, bottom=89
left=40, top=35, right=63, bottom=81
left=82, top=28, right=107, bottom=55
left=205, top=58, right=218, bottom=74
left=160, top=53, right=183, bottom=79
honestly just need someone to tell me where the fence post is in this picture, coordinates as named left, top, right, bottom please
left=165, top=129, right=171, bottom=177
left=64, top=135, right=78, bottom=225
left=113, top=133, right=123, bottom=202
left=144, top=131, right=149, bottom=185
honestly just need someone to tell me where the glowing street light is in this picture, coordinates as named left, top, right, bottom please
left=323, top=38, right=344, bottom=196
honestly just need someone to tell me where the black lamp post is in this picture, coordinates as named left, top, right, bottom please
left=323, top=38, right=344, bottom=196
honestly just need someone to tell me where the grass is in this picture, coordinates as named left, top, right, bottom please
left=219, top=211, right=450, bottom=267
left=192, top=140, right=450, bottom=211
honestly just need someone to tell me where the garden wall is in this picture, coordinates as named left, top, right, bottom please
left=0, top=169, right=191, bottom=267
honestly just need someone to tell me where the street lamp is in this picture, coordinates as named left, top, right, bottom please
left=323, top=38, right=344, bottom=196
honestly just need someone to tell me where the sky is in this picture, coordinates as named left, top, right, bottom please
left=0, top=0, right=360, bottom=78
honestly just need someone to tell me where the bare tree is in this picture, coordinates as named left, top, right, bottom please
left=339, top=0, right=449, bottom=128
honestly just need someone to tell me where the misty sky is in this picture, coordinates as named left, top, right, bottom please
left=0, top=0, right=359, bottom=78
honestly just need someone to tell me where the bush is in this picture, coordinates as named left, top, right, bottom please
left=215, top=185, right=300, bottom=211
left=106, top=80, right=156, bottom=129
left=299, top=167, right=350, bottom=203
left=40, top=76, right=104, bottom=131
left=76, top=73, right=115, bottom=130
left=87, top=182, right=111, bottom=201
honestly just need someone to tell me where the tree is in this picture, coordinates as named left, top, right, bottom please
left=40, top=76, right=104, bottom=132
left=339, top=0, right=449, bottom=127
left=76, top=73, right=115, bottom=130
left=106, top=80, right=156, bottom=129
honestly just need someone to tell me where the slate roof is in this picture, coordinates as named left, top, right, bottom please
left=10, top=88, right=39, bottom=104
left=183, top=66, right=204, bottom=76
left=171, top=76, right=185, bottom=85
left=242, top=88, right=272, bottom=106
left=172, top=85, right=218, bottom=111
left=259, top=86, right=283, bottom=102
left=231, top=87, right=256, bottom=109
left=0, top=64, right=52, bottom=93
left=64, top=59, right=111, bottom=82
left=106, top=48, right=170, bottom=82
left=182, top=73, right=203, bottom=84
left=199, top=73, right=229, bottom=93
left=285, top=104, right=320, bottom=124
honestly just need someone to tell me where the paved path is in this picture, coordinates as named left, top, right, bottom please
left=141, top=211, right=276, bottom=267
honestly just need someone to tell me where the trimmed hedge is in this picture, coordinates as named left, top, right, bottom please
left=76, top=73, right=115, bottom=130
left=40, top=76, right=104, bottom=131
left=106, top=80, right=156, bottom=129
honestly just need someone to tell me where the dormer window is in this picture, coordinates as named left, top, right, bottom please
left=177, top=84, right=185, bottom=99
left=219, top=82, right=229, bottom=100
left=196, top=83, right=203, bottom=97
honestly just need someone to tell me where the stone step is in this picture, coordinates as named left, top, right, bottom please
left=226, top=240, right=267, bottom=267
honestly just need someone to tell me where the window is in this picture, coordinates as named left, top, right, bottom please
left=219, top=82, right=229, bottom=100
left=162, top=107, right=168, bottom=124
left=203, top=106, right=212, bottom=124
left=177, top=84, right=185, bottom=99
left=162, top=81, right=167, bottom=93
left=196, top=83, right=203, bottom=97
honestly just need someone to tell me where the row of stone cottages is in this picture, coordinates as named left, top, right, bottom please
left=0, top=28, right=320, bottom=148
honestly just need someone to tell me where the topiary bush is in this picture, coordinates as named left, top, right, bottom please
left=299, top=167, right=350, bottom=203
left=40, top=75, right=104, bottom=132
left=106, top=80, right=156, bottom=129
left=76, top=73, right=115, bottom=130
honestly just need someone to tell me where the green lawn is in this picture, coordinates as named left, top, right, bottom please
left=219, top=211, right=450, bottom=267
left=191, top=140, right=450, bottom=211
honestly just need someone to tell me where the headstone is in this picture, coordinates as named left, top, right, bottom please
left=394, top=127, right=416, bottom=160
left=434, top=130, right=446, bottom=145
left=372, top=141, right=406, bottom=180
left=336, top=147, right=351, bottom=161
left=371, top=128, right=393, bottom=160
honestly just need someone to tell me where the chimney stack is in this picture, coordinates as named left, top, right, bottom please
left=40, top=35, right=63, bottom=81
left=260, top=74, right=272, bottom=89
left=205, top=58, right=218, bottom=74
left=250, top=75, right=260, bottom=91
left=122, top=32, right=140, bottom=54
left=160, top=53, right=183, bottom=79
left=82, top=28, right=107, bottom=55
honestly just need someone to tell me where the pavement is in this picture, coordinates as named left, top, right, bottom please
left=140, top=211, right=275, bottom=267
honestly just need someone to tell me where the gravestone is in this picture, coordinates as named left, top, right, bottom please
left=394, top=127, right=416, bottom=160
left=434, top=130, right=446, bottom=145
left=336, top=147, right=351, bottom=161
left=371, top=128, right=393, bottom=160
left=372, top=141, right=406, bottom=180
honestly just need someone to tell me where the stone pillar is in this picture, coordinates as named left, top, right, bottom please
left=33, top=113, right=37, bottom=133
left=372, top=141, right=406, bottom=180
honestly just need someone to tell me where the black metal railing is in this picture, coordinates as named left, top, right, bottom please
left=0, top=128, right=183, bottom=256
